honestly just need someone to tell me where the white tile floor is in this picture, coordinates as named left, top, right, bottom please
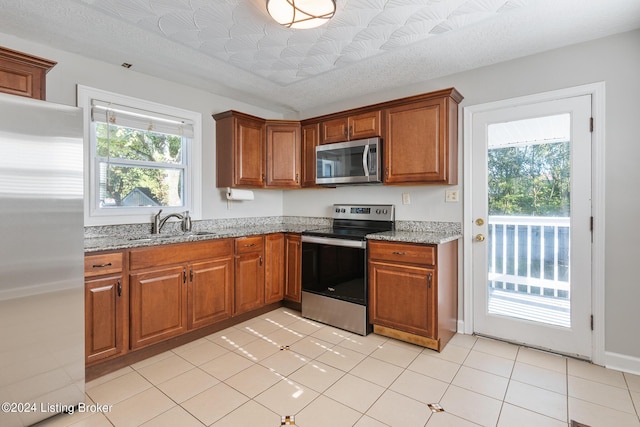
left=38, top=308, right=640, bottom=427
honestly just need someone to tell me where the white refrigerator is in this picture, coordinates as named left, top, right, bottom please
left=0, top=92, right=85, bottom=426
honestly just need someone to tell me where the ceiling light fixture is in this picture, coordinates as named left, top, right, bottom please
left=267, top=0, right=336, bottom=29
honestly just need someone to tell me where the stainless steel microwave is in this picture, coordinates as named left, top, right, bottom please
left=315, top=137, right=382, bottom=185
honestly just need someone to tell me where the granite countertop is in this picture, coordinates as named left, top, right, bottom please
left=365, top=230, right=462, bottom=245
left=84, top=223, right=318, bottom=253
left=84, top=217, right=463, bottom=253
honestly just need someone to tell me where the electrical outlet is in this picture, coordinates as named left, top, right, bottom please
left=445, top=189, right=459, bottom=202
left=402, top=193, right=411, bottom=205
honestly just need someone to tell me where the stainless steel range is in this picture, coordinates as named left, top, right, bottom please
left=301, top=204, right=395, bottom=335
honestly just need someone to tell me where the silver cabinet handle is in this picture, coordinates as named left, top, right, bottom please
left=392, top=251, right=406, bottom=255
left=92, top=263, right=112, bottom=268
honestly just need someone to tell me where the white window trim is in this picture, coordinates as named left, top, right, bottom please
left=78, top=85, right=202, bottom=226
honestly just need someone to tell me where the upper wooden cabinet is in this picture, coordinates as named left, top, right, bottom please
left=0, top=46, right=56, bottom=100
left=383, top=89, right=462, bottom=185
left=266, top=120, right=301, bottom=188
left=214, top=111, right=302, bottom=189
left=301, top=122, right=320, bottom=187
left=214, top=111, right=266, bottom=188
left=321, top=110, right=381, bottom=144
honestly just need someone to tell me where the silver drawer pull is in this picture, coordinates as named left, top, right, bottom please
left=391, top=251, right=406, bottom=255
left=92, top=262, right=112, bottom=268
left=244, top=243, right=256, bottom=247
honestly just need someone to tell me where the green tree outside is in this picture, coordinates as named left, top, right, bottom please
left=96, top=123, right=184, bottom=207
left=488, top=141, right=570, bottom=216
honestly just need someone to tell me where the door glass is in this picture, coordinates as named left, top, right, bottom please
left=316, top=145, right=365, bottom=179
left=487, top=114, right=571, bottom=328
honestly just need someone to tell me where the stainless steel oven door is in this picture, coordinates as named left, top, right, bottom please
left=301, top=235, right=367, bottom=305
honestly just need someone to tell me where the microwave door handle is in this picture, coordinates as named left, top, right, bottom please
left=362, top=144, right=370, bottom=177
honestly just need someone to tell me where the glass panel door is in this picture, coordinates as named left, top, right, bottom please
left=471, top=95, right=592, bottom=358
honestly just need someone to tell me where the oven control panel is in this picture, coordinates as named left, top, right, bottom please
left=332, top=204, right=395, bottom=221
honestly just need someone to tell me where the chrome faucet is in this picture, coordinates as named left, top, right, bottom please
left=152, top=209, right=184, bottom=234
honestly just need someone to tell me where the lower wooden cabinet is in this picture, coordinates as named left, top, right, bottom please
left=188, top=258, right=234, bottom=329
left=284, top=233, right=302, bottom=303
left=128, top=239, right=234, bottom=350
left=84, top=251, right=127, bottom=366
left=234, top=236, right=265, bottom=315
left=368, top=239, right=458, bottom=351
left=130, top=265, right=187, bottom=349
left=265, top=233, right=285, bottom=304
left=85, top=274, right=126, bottom=365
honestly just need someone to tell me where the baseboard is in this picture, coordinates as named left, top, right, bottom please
left=604, top=351, right=640, bottom=376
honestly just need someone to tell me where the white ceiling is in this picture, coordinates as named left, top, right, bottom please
left=1, top=0, right=639, bottom=115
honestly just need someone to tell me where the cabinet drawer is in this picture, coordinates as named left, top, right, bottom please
left=84, top=252, right=123, bottom=277
left=129, top=239, right=233, bottom=271
left=235, top=235, right=264, bottom=254
left=368, top=241, right=435, bottom=265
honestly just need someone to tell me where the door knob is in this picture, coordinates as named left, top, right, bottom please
left=475, top=234, right=486, bottom=242
left=475, top=218, right=485, bottom=226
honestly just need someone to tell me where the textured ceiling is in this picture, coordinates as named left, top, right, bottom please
left=78, top=0, right=529, bottom=85
left=0, top=0, right=639, bottom=115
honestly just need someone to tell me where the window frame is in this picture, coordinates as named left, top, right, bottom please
left=78, top=85, right=202, bottom=226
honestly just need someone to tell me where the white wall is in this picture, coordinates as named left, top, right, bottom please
left=0, top=32, right=285, bottom=221
left=287, top=29, right=640, bottom=363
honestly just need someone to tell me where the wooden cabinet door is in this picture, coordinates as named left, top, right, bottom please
left=284, top=233, right=302, bottom=303
left=349, top=110, right=381, bottom=140
left=321, top=117, right=348, bottom=144
left=85, top=275, right=125, bottom=364
left=234, top=115, right=265, bottom=187
left=369, top=260, right=435, bottom=338
left=130, top=265, right=187, bottom=349
left=266, top=122, right=301, bottom=188
left=0, top=46, right=56, bottom=100
left=265, top=233, right=285, bottom=304
left=384, top=98, right=452, bottom=184
left=188, top=258, right=234, bottom=330
left=234, top=252, right=265, bottom=315
left=301, top=123, right=320, bottom=187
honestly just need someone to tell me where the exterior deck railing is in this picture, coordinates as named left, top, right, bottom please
left=488, top=216, right=570, bottom=299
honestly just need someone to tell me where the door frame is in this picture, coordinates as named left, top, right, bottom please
left=462, top=82, right=606, bottom=365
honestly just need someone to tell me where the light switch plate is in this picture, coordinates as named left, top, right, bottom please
left=402, top=193, right=411, bottom=205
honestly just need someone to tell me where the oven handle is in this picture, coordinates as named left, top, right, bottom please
left=302, top=235, right=366, bottom=249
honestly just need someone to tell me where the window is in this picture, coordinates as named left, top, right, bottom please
left=78, top=86, right=201, bottom=225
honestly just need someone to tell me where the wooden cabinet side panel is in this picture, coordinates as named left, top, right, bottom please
left=85, top=275, right=125, bottom=364
left=215, top=115, right=234, bottom=188
left=265, top=233, right=285, bottom=304
left=284, top=234, right=302, bottom=303
left=436, top=240, right=458, bottom=347
left=188, top=258, right=234, bottom=330
left=130, top=266, right=187, bottom=349
left=266, top=123, right=301, bottom=188
left=384, top=99, right=446, bottom=184
left=369, top=261, right=434, bottom=337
